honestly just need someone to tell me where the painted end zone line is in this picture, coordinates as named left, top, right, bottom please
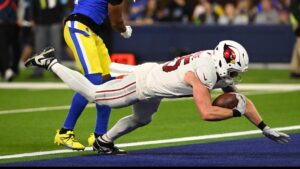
left=0, top=125, right=299, bottom=160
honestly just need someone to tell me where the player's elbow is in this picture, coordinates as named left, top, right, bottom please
left=198, top=108, right=216, bottom=121
left=198, top=111, right=215, bottom=121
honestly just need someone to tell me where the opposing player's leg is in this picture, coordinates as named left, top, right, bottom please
left=87, top=35, right=114, bottom=146
left=55, top=74, right=104, bottom=150
left=57, top=21, right=113, bottom=150
left=93, top=99, right=161, bottom=154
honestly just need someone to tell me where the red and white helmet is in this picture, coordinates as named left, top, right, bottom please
left=212, top=40, right=249, bottom=78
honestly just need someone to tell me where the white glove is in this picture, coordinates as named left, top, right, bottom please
left=262, top=127, right=291, bottom=143
left=120, top=26, right=132, bottom=39
left=234, top=93, right=246, bottom=115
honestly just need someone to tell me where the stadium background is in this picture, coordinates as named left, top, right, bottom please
left=0, top=0, right=300, bottom=167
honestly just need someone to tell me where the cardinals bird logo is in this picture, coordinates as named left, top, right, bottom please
left=223, top=45, right=236, bottom=64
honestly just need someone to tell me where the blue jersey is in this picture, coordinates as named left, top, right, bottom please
left=72, top=0, right=108, bottom=25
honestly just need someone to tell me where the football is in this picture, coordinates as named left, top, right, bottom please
left=212, top=92, right=238, bottom=109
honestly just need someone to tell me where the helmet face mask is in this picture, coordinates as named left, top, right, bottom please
left=219, top=70, right=243, bottom=85
left=229, top=71, right=239, bottom=78
left=212, top=40, right=249, bottom=80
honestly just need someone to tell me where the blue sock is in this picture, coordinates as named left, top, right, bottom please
left=63, top=73, right=111, bottom=134
left=63, top=93, right=88, bottom=130
left=94, top=76, right=112, bottom=135
left=95, top=104, right=111, bottom=135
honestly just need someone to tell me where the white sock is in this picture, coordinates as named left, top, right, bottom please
left=105, top=115, right=143, bottom=142
left=101, top=134, right=113, bottom=143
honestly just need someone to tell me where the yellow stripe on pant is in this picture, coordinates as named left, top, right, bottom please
left=64, top=21, right=111, bottom=76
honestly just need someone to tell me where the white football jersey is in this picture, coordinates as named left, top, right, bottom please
left=135, top=50, right=234, bottom=100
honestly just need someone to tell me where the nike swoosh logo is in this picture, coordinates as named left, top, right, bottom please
left=203, top=73, right=207, bottom=81
left=37, top=57, right=47, bottom=63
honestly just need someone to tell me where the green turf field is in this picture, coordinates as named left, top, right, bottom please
left=0, top=68, right=300, bottom=164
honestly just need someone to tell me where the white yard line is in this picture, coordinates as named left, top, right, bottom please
left=0, top=83, right=68, bottom=90
left=237, top=84, right=300, bottom=91
left=0, top=105, right=95, bottom=115
left=0, top=125, right=299, bottom=160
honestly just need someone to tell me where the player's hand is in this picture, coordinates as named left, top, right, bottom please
left=262, top=127, right=291, bottom=143
left=234, top=93, right=246, bottom=115
left=121, top=26, right=132, bottom=39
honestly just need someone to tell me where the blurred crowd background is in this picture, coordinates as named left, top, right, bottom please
left=0, top=0, right=299, bottom=81
left=125, top=0, right=292, bottom=26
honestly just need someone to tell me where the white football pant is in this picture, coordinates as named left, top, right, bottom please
left=51, top=63, right=161, bottom=142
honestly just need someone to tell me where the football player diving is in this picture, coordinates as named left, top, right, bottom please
left=25, top=40, right=290, bottom=154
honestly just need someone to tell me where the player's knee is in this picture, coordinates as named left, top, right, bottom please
left=133, top=116, right=152, bottom=127
left=140, top=118, right=152, bottom=126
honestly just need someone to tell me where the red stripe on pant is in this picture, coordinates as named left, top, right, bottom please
left=96, top=82, right=136, bottom=93
left=96, top=90, right=136, bottom=101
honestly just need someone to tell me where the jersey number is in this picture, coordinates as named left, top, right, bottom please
left=162, top=55, right=191, bottom=72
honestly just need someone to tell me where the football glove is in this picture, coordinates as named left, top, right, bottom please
left=121, top=26, right=133, bottom=39
left=262, top=127, right=291, bottom=144
left=234, top=93, right=246, bottom=115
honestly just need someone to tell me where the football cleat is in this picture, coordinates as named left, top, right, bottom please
left=93, top=136, right=127, bottom=155
left=24, top=47, right=58, bottom=71
left=54, top=129, right=85, bottom=151
left=87, top=133, right=96, bottom=147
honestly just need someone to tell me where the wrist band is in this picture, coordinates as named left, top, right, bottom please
left=233, top=109, right=242, bottom=117
left=257, top=121, right=267, bottom=130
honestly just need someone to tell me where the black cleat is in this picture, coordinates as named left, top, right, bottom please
left=93, top=136, right=127, bottom=155
left=24, top=47, right=58, bottom=71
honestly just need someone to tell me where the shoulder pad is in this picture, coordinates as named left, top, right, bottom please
left=195, top=63, right=217, bottom=90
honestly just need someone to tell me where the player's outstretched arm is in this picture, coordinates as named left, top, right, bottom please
left=222, top=85, right=290, bottom=143
left=223, top=85, right=291, bottom=143
left=244, top=98, right=291, bottom=143
left=243, top=98, right=263, bottom=126
left=184, top=71, right=241, bottom=121
left=185, top=70, right=290, bottom=143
